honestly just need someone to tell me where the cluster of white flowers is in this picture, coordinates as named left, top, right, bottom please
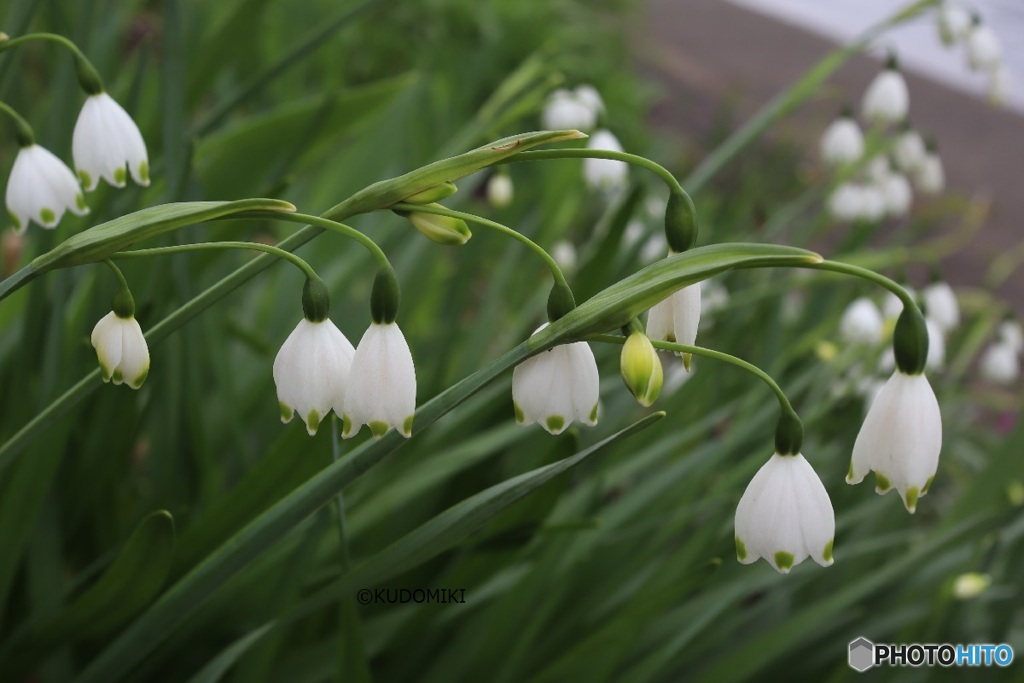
left=935, top=2, right=1011, bottom=105
left=5, top=93, right=149, bottom=233
left=978, top=319, right=1023, bottom=385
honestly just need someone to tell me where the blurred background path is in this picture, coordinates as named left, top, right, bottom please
left=639, top=0, right=1024, bottom=311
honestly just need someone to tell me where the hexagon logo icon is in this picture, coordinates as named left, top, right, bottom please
left=849, top=637, right=875, bottom=672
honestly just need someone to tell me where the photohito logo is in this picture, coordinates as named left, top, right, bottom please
left=848, top=636, right=1014, bottom=671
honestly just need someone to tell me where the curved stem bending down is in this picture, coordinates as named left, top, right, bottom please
left=112, top=241, right=322, bottom=282
left=804, top=260, right=919, bottom=312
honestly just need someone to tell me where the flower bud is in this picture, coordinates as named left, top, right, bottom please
left=953, top=572, right=991, bottom=600
left=402, top=181, right=457, bottom=204
left=620, top=331, right=663, bottom=407
left=402, top=206, right=471, bottom=245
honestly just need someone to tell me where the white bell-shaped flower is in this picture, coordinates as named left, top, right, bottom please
left=342, top=322, right=417, bottom=439
left=647, top=283, right=702, bottom=366
left=827, top=182, right=865, bottom=222
left=979, top=341, right=1019, bottom=385
left=997, top=319, right=1023, bottom=353
left=859, top=184, right=887, bottom=222
left=866, top=156, right=890, bottom=183
left=861, top=66, right=910, bottom=124
left=487, top=173, right=513, bottom=208
left=5, top=144, right=89, bottom=232
left=966, top=24, right=1003, bottom=72
left=512, top=324, right=600, bottom=435
left=819, top=116, right=864, bottom=166
left=937, top=2, right=971, bottom=45
left=541, top=89, right=597, bottom=132
left=273, top=318, right=354, bottom=435
left=914, top=151, right=945, bottom=194
left=573, top=85, right=605, bottom=117
left=91, top=311, right=150, bottom=390
left=848, top=370, right=942, bottom=513
left=583, top=129, right=629, bottom=192
left=893, top=128, right=927, bottom=173
left=72, top=92, right=150, bottom=191
left=840, top=297, right=884, bottom=345
left=882, top=172, right=913, bottom=217
left=735, top=452, right=835, bottom=574
left=921, top=281, right=959, bottom=333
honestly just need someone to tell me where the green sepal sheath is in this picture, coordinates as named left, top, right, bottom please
left=774, top=409, right=803, bottom=456
left=893, top=306, right=929, bottom=375
left=302, top=277, right=331, bottom=322
left=370, top=268, right=400, bottom=324
left=112, top=286, right=136, bottom=319
left=546, top=282, right=577, bottom=322
left=664, top=188, right=698, bottom=253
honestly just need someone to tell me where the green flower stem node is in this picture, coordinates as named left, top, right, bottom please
left=774, top=408, right=804, bottom=456
left=370, top=267, right=400, bottom=324
left=112, top=286, right=135, bottom=319
left=75, top=56, right=104, bottom=95
left=302, top=277, right=331, bottom=322
left=546, top=281, right=577, bottom=322
left=893, top=306, right=929, bottom=375
left=665, top=188, right=698, bottom=253
left=402, top=181, right=457, bottom=204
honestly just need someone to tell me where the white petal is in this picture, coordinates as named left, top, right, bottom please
left=861, top=69, right=910, bottom=123
left=921, top=281, right=959, bottom=333
left=646, top=297, right=676, bottom=343
left=966, top=25, right=1002, bottom=71
left=566, top=341, right=600, bottom=425
left=820, top=117, right=864, bottom=166
left=342, top=322, right=417, bottom=438
left=91, top=311, right=125, bottom=382
left=997, top=320, right=1023, bottom=353
left=117, top=317, right=150, bottom=389
left=893, top=130, right=926, bottom=172
left=915, top=154, right=944, bottom=194
left=73, top=93, right=149, bottom=190
left=670, top=283, right=701, bottom=348
left=925, top=318, right=945, bottom=371
left=273, top=318, right=354, bottom=435
left=979, top=342, right=1019, bottom=385
left=584, top=130, right=628, bottom=191
left=840, top=297, right=883, bottom=345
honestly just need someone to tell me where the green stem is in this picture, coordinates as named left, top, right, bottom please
left=0, top=33, right=104, bottom=94
left=112, top=241, right=320, bottom=282
left=270, top=211, right=392, bottom=274
left=499, top=149, right=687, bottom=198
left=804, top=259, right=918, bottom=312
left=390, top=201, right=570, bottom=290
left=102, top=259, right=128, bottom=289
left=591, top=333, right=794, bottom=414
left=0, top=100, right=33, bottom=146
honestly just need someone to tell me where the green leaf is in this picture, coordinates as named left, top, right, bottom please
left=184, top=623, right=275, bottom=683
left=27, top=198, right=296, bottom=274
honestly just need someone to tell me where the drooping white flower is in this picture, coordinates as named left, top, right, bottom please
left=5, top=144, right=89, bottom=232
left=937, top=2, right=972, bottom=45
left=550, top=239, right=578, bottom=272
left=541, top=89, right=597, bottom=132
left=840, top=297, right=884, bottom=345
left=735, top=452, right=835, bottom=574
left=819, top=115, right=864, bottom=166
left=893, top=128, right=927, bottom=172
left=583, top=129, right=629, bottom=192
left=487, top=173, right=513, bottom=208
left=848, top=370, right=942, bottom=513
left=573, top=84, right=605, bottom=117
left=925, top=318, right=946, bottom=371
left=647, top=283, right=702, bottom=366
left=827, top=182, right=864, bottom=222
left=921, top=281, right=960, bottom=333
left=861, top=65, right=910, bottom=124
left=72, top=92, right=150, bottom=191
left=881, top=171, right=913, bottom=217
left=979, top=341, right=1019, bottom=385
left=997, top=319, right=1023, bottom=353
left=965, top=23, right=1003, bottom=72
left=91, top=311, right=150, bottom=390
left=859, top=183, right=887, bottom=222
left=866, top=155, right=891, bottom=183
left=512, top=324, right=599, bottom=435
left=914, top=151, right=945, bottom=194
left=342, top=322, right=417, bottom=439
left=274, top=318, right=354, bottom=435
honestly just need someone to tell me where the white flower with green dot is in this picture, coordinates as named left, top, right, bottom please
left=90, top=261, right=149, bottom=389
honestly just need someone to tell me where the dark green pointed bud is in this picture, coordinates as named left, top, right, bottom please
left=774, top=408, right=803, bottom=456
left=547, top=281, right=577, bottom=322
left=112, top=285, right=135, bottom=319
left=893, top=306, right=929, bottom=375
left=370, top=267, right=401, bottom=324
left=665, top=188, right=698, bottom=253
left=403, top=182, right=458, bottom=204
left=620, top=331, right=663, bottom=407
left=301, top=277, right=331, bottom=322
left=75, top=58, right=104, bottom=96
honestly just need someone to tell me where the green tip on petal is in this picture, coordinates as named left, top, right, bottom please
left=76, top=194, right=88, bottom=211
left=127, top=368, right=148, bottom=390
left=682, top=352, right=693, bottom=372
left=904, top=486, right=919, bottom=513
left=9, top=211, right=20, bottom=230
left=402, top=415, right=414, bottom=437
left=369, top=420, right=390, bottom=438
left=823, top=539, right=834, bottom=563
left=305, top=410, right=321, bottom=436
left=545, top=415, right=565, bottom=433
left=922, top=475, right=934, bottom=494
left=114, top=167, right=127, bottom=186
left=846, top=460, right=855, bottom=483
left=514, top=402, right=525, bottom=425
left=112, top=368, right=123, bottom=385
left=874, top=473, right=891, bottom=493
left=78, top=170, right=92, bottom=189
left=589, top=404, right=599, bottom=423
left=279, top=402, right=294, bottom=423
left=342, top=414, right=353, bottom=436
left=735, top=536, right=748, bottom=561
left=39, top=208, right=55, bottom=225
left=774, top=551, right=794, bottom=573
left=139, top=161, right=150, bottom=184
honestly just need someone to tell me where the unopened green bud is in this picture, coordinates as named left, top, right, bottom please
left=402, top=206, right=471, bottom=245
left=112, top=285, right=135, bottom=319
left=774, top=409, right=803, bottom=456
left=546, top=281, right=576, bottom=322
left=665, top=188, right=698, bottom=253
left=893, top=306, right=929, bottom=375
left=370, top=267, right=401, bottom=324
left=301, top=277, right=331, bottom=322
left=403, top=182, right=458, bottom=204
left=620, top=331, right=663, bottom=407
